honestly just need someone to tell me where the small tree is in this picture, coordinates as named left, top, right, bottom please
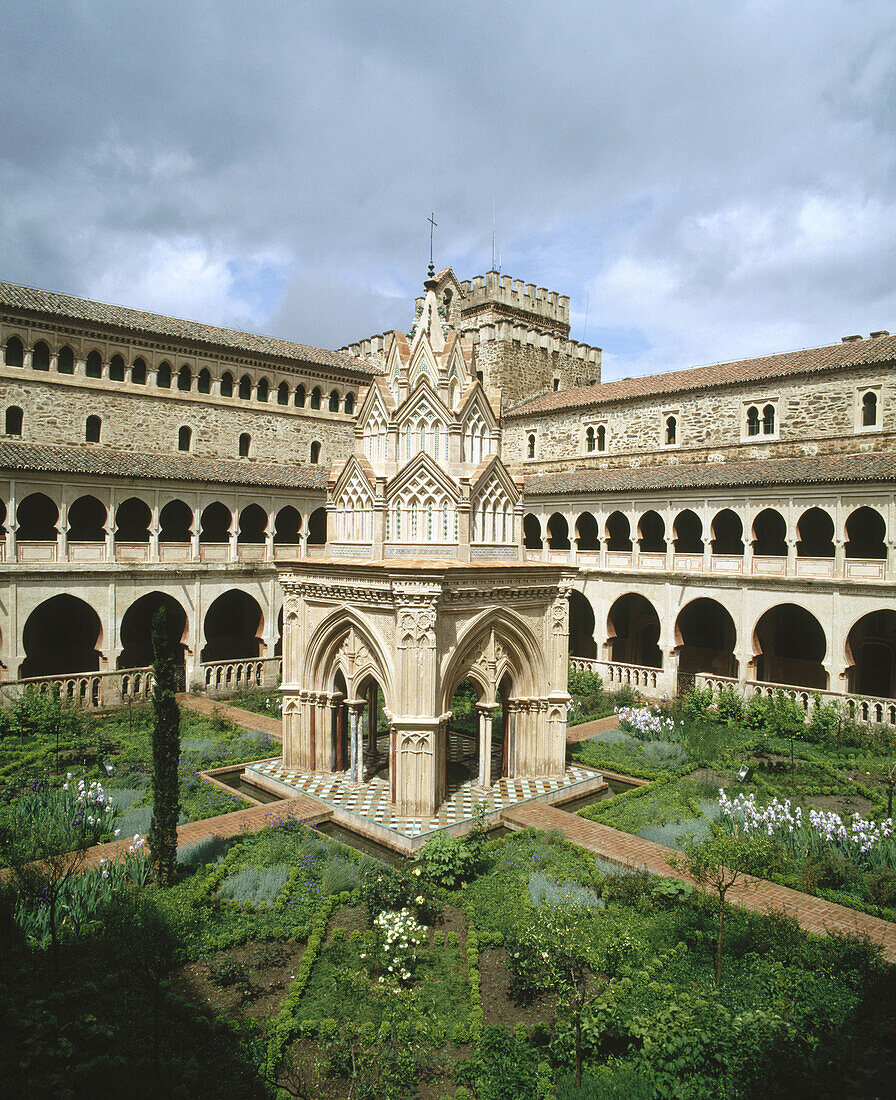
left=674, top=833, right=756, bottom=987
left=148, top=607, right=181, bottom=886
left=878, top=761, right=896, bottom=819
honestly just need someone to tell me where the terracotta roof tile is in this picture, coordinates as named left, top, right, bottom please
left=523, top=450, right=896, bottom=496
left=0, top=440, right=327, bottom=490
left=508, top=334, right=896, bottom=416
left=0, top=281, right=372, bottom=375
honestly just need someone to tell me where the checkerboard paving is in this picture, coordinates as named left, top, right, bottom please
left=246, top=758, right=604, bottom=839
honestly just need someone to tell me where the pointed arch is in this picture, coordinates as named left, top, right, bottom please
left=441, top=606, right=547, bottom=708
left=301, top=606, right=394, bottom=700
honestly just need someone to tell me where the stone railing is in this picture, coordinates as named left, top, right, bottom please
left=694, top=673, right=896, bottom=730
left=0, top=666, right=155, bottom=710
left=11, top=539, right=310, bottom=565
left=526, top=546, right=889, bottom=583
left=202, top=656, right=282, bottom=695
left=569, top=656, right=674, bottom=698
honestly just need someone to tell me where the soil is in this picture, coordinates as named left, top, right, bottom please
left=479, top=946, right=553, bottom=1030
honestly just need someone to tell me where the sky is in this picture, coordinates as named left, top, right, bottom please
left=1, top=1, right=894, bottom=382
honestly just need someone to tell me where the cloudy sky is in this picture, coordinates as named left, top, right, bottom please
left=1, top=1, right=894, bottom=381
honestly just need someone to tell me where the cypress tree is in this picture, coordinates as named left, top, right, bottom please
left=148, top=606, right=181, bottom=885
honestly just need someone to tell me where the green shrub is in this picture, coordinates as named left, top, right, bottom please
left=682, top=684, right=714, bottom=719
left=715, top=685, right=745, bottom=725
left=418, top=829, right=475, bottom=888
left=556, top=1065, right=655, bottom=1099
left=320, top=858, right=361, bottom=896
left=527, top=871, right=601, bottom=910
left=178, top=833, right=230, bottom=867
left=219, top=863, right=290, bottom=908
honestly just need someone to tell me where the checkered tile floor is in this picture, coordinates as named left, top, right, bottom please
left=246, top=757, right=603, bottom=839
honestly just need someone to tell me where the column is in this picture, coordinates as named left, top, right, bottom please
left=149, top=518, right=160, bottom=563
left=742, top=536, right=753, bottom=576
left=56, top=503, right=67, bottom=563
left=348, top=703, right=364, bottom=783
left=264, top=510, right=275, bottom=561
left=786, top=536, right=798, bottom=577
left=228, top=516, right=239, bottom=562
left=191, top=508, right=201, bottom=561
left=476, top=704, right=497, bottom=787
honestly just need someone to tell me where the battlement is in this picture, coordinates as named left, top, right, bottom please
left=470, top=324, right=601, bottom=366
left=459, top=271, right=570, bottom=335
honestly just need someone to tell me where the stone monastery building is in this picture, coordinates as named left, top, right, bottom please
left=0, top=264, right=894, bottom=752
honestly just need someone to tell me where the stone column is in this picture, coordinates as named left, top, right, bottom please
left=476, top=704, right=498, bottom=787
left=56, top=502, right=67, bottom=563
left=348, top=702, right=364, bottom=784
left=191, top=509, right=201, bottom=561
left=149, top=519, right=160, bottom=563
left=742, top=536, right=753, bottom=576
left=786, top=536, right=798, bottom=577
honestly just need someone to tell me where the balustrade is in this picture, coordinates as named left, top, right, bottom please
left=0, top=666, right=155, bottom=710
left=202, top=656, right=282, bottom=695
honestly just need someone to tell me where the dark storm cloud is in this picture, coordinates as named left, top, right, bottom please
left=1, top=1, right=894, bottom=379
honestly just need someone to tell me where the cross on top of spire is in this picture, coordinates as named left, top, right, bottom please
left=427, top=212, right=438, bottom=280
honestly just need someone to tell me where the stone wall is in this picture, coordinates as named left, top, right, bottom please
left=504, top=363, right=894, bottom=466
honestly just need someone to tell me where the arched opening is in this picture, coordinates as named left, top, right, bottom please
left=238, top=433, right=251, bottom=458
left=310, top=441, right=321, bottom=464
left=523, top=514, right=542, bottom=550
left=220, top=371, right=234, bottom=397
left=275, top=606, right=283, bottom=658
left=277, top=382, right=289, bottom=406
left=585, top=426, right=595, bottom=452
left=156, top=360, right=171, bottom=388
left=569, top=590, right=596, bottom=658
left=237, top=504, right=267, bottom=544
left=199, top=502, right=232, bottom=543
left=17, top=493, right=58, bottom=541
left=119, top=592, right=188, bottom=673
left=197, top=368, right=211, bottom=394
left=357, top=674, right=389, bottom=782
left=752, top=508, right=787, bottom=556
left=638, top=510, right=666, bottom=553
left=109, top=354, right=125, bottom=382
left=131, top=357, right=147, bottom=385
left=527, top=433, right=536, bottom=459
left=5, top=336, right=24, bottom=366
left=32, top=340, right=50, bottom=371
left=310, top=387, right=322, bottom=410
left=862, top=391, right=879, bottom=428
left=762, top=404, right=776, bottom=435
left=344, top=392, right=355, bottom=414
left=328, top=389, right=339, bottom=412
left=664, top=415, right=677, bottom=446
left=607, top=593, right=661, bottom=667
left=797, top=507, right=834, bottom=557
left=5, top=406, right=23, bottom=436
left=711, top=509, right=743, bottom=555
left=672, top=510, right=703, bottom=553
left=176, top=364, right=191, bottom=391
left=307, top=507, right=327, bottom=546
left=238, top=374, right=252, bottom=400
left=754, top=604, right=827, bottom=689
left=86, top=349, right=102, bottom=378
left=547, top=512, right=570, bottom=550
left=746, top=405, right=760, bottom=437
left=295, top=384, right=306, bottom=407
left=201, top=590, right=264, bottom=662
left=58, top=346, right=75, bottom=374
left=159, top=499, right=193, bottom=542
left=846, top=611, right=896, bottom=698
left=845, top=507, right=887, bottom=559
left=605, top=511, right=632, bottom=552
left=447, top=677, right=484, bottom=785
left=85, top=416, right=101, bottom=443
left=675, top=598, right=737, bottom=680
left=67, top=495, right=106, bottom=542
left=274, top=506, right=302, bottom=544
left=21, top=595, right=102, bottom=678
left=256, top=378, right=269, bottom=403
left=575, top=512, right=599, bottom=551
left=177, top=425, right=191, bottom=452
left=115, top=497, right=151, bottom=542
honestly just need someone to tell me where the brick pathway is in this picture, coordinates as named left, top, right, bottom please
left=566, top=715, right=619, bottom=742
left=177, top=693, right=283, bottom=740
left=502, top=801, right=896, bottom=962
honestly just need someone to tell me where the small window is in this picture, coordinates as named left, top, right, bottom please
left=762, top=403, right=775, bottom=435
left=295, top=384, right=306, bottom=407
left=664, top=415, right=677, bottom=446
left=4, top=336, right=24, bottom=367
left=86, top=350, right=103, bottom=378
left=32, top=341, right=50, bottom=371
left=220, top=371, right=233, bottom=397
left=178, top=426, right=191, bottom=452
left=57, top=346, right=75, bottom=374
left=310, top=387, right=321, bottom=410
left=277, top=382, right=289, bottom=406
left=238, top=432, right=251, bottom=458
left=476, top=371, right=484, bottom=384
left=156, top=361, right=171, bottom=388
left=85, top=415, right=101, bottom=443
left=177, top=365, right=192, bottom=392
left=5, top=406, right=23, bottom=435
left=310, top=440, right=321, bottom=464
left=109, top=354, right=125, bottom=382
left=597, top=425, right=606, bottom=452
left=862, top=391, right=879, bottom=427
left=239, top=374, right=252, bottom=400
left=344, top=392, right=355, bottom=414
left=527, top=433, right=536, bottom=459
left=552, top=377, right=560, bottom=391
left=257, top=378, right=269, bottom=402
left=585, top=426, right=595, bottom=452
left=328, top=389, right=339, bottom=412
left=197, top=368, right=211, bottom=394
left=131, top=357, right=147, bottom=385
left=746, top=405, right=760, bottom=436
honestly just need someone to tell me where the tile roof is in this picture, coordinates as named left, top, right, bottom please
left=507, top=333, right=896, bottom=416
left=522, top=450, right=896, bottom=496
left=0, top=441, right=327, bottom=490
left=0, top=281, right=371, bottom=375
